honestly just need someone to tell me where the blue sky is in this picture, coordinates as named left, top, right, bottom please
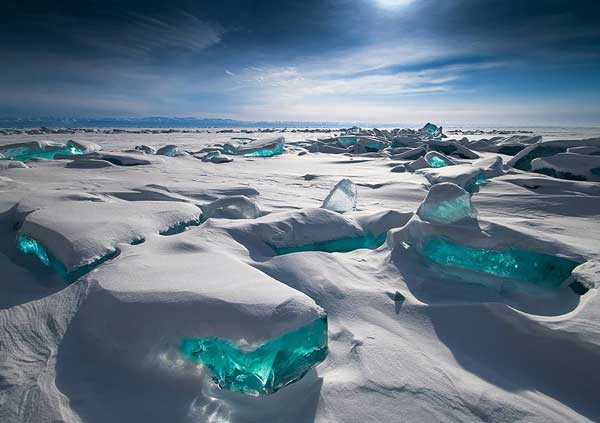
left=1, top=0, right=600, bottom=125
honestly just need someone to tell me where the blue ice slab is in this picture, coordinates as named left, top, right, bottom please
left=223, top=142, right=284, bottom=157
left=0, top=143, right=83, bottom=162
left=422, top=237, right=579, bottom=287
left=242, top=143, right=284, bottom=157
left=272, top=233, right=386, bottom=255
left=338, top=136, right=358, bottom=146
left=422, top=123, right=442, bottom=138
left=17, top=235, right=119, bottom=283
left=180, top=315, right=328, bottom=396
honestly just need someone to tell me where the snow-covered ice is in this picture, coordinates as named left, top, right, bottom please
left=1, top=126, right=600, bottom=423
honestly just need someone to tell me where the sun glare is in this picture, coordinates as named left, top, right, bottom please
left=373, top=0, right=413, bottom=9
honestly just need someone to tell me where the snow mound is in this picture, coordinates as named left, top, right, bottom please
left=390, top=135, right=421, bottom=148
left=471, top=155, right=505, bottom=178
left=531, top=153, right=600, bottom=182
left=427, top=140, right=480, bottom=159
left=567, top=145, right=600, bottom=156
left=419, top=164, right=485, bottom=192
left=16, top=199, right=202, bottom=274
left=390, top=146, right=426, bottom=160
left=82, top=152, right=161, bottom=166
left=0, top=160, right=28, bottom=170
left=199, top=151, right=233, bottom=163
left=508, top=138, right=600, bottom=171
left=77, top=235, right=324, bottom=368
left=467, top=135, right=542, bottom=155
left=389, top=215, right=584, bottom=293
left=65, top=158, right=116, bottom=168
left=570, top=261, right=599, bottom=290
left=406, top=157, right=431, bottom=172
left=218, top=208, right=364, bottom=251
left=66, top=139, right=102, bottom=153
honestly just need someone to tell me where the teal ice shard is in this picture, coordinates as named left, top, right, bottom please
left=181, top=315, right=328, bottom=396
left=16, top=235, right=118, bottom=282
left=272, top=233, right=386, bottom=255
left=0, top=141, right=83, bottom=162
left=223, top=136, right=285, bottom=157
left=17, top=236, right=52, bottom=267
left=337, top=136, right=358, bottom=146
left=156, top=144, right=181, bottom=157
left=321, top=178, right=358, bottom=213
left=421, top=122, right=442, bottom=138
left=422, top=237, right=578, bottom=287
left=425, top=151, right=453, bottom=168
left=74, top=244, right=327, bottom=396
left=417, top=183, right=475, bottom=224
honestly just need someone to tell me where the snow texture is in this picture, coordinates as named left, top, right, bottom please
left=1, top=127, right=599, bottom=423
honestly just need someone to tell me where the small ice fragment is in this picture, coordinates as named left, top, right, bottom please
left=135, top=145, right=156, bottom=154
left=201, top=151, right=233, bottom=163
left=66, top=140, right=102, bottom=153
left=417, top=182, right=475, bottom=224
left=200, top=196, right=264, bottom=220
left=421, top=123, right=442, bottom=138
left=425, top=151, right=453, bottom=168
left=322, top=179, right=358, bottom=213
left=156, top=145, right=180, bottom=157
left=17, top=236, right=50, bottom=266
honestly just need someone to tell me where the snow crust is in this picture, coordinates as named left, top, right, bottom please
left=17, top=199, right=202, bottom=271
left=1, top=128, right=599, bottom=423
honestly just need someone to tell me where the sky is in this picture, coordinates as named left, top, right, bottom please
left=2, top=0, right=600, bottom=125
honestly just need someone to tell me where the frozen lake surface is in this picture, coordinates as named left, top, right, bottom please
left=1, top=126, right=599, bottom=423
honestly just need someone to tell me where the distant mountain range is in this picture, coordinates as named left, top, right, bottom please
left=0, top=117, right=400, bottom=128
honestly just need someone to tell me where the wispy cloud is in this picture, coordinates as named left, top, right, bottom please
left=231, top=65, right=458, bottom=96
left=34, top=10, right=226, bottom=59
left=217, top=39, right=505, bottom=101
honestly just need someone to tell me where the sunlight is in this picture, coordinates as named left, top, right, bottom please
left=373, top=0, right=414, bottom=9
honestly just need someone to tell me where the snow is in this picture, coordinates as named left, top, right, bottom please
left=17, top=199, right=202, bottom=272
left=508, top=137, right=600, bottom=171
left=531, top=153, right=600, bottom=182
left=1, top=127, right=599, bottom=423
left=467, top=134, right=542, bottom=155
